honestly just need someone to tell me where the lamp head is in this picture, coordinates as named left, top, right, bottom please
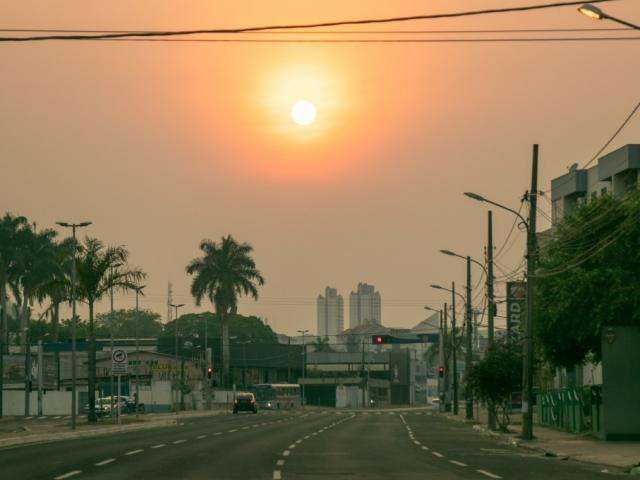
left=430, top=284, right=443, bottom=290
left=578, top=4, right=605, bottom=20
left=439, top=249, right=457, bottom=257
left=464, top=192, right=486, bottom=202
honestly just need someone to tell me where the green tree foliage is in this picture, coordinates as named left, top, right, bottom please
left=95, top=308, right=163, bottom=338
left=185, top=235, right=264, bottom=386
left=312, top=337, right=335, bottom=353
left=535, top=191, right=640, bottom=369
left=466, top=341, right=522, bottom=431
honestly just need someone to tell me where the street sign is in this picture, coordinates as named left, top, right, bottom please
left=111, top=348, right=128, bottom=375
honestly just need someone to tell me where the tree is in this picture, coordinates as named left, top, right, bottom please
left=75, top=238, right=145, bottom=422
left=312, top=337, right=334, bottom=353
left=186, top=235, right=264, bottom=387
left=535, top=191, right=640, bottom=369
left=466, top=340, right=522, bottom=432
left=95, top=308, right=163, bottom=338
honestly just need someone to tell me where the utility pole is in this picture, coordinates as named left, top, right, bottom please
left=438, top=308, right=444, bottom=410
left=170, top=303, right=184, bottom=411
left=297, top=329, right=308, bottom=406
left=361, top=337, right=366, bottom=408
left=451, top=283, right=458, bottom=416
left=522, top=144, right=539, bottom=440
left=109, top=275, right=115, bottom=423
left=56, top=221, right=91, bottom=430
left=134, top=286, right=144, bottom=417
left=443, top=303, right=450, bottom=412
left=37, top=340, right=43, bottom=417
left=465, top=257, right=473, bottom=420
left=487, top=209, right=497, bottom=430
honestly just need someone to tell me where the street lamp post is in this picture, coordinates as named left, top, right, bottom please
left=431, top=283, right=465, bottom=416
left=297, top=329, right=309, bottom=406
left=578, top=3, right=640, bottom=29
left=464, top=144, right=539, bottom=440
left=56, top=221, right=92, bottom=430
left=169, top=303, right=184, bottom=411
left=133, top=285, right=145, bottom=417
left=425, top=305, right=446, bottom=410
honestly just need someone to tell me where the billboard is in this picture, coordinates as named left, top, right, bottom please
left=506, top=281, right=526, bottom=341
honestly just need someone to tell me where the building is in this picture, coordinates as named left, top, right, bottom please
left=316, top=287, right=344, bottom=340
left=348, top=282, right=381, bottom=328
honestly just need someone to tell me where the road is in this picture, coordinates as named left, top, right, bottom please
left=0, top=409, right=619, bottom=479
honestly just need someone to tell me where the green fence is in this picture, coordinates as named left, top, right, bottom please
left=537, top=386, right=602, bottom=434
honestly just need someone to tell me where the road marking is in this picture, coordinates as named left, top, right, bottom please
left=241, top=426, right=250, bottom=430
left=150, top=444, right=165, bottom=449
left=53, top=416, right=62, bottom=419
left=37, top=416, right=47, bottom=420
left=276, top=459, right=285, bottom=466
left=283, top=450, right=290, bottom=457
left=289, top=444, right=297, bottom=449
left=196, top=434, right=207, bottom=439
left=25, top=416, right=34, bottom=420
left=304, top=435, right=310, bottom=439
left=413, top=440, right=421, bottom=445
left=228, top=429, right=238, bottom=433
left=273, top=470, right=282, bottom=480
left=477, top=470, right=502, bottom=479
left=295, top=439, right=302, bottom=444
left=450, top=460, right=468, bottom=467
left=173, top=439, right=186, bottom=444
left=125, top=449, right=144, bottom=456
left=54, top=471, right=82, bottom=479
left=95, top=459, right=115, bottom=466
left=421, top=446, right=429, bottom=451
left=214, top=432, right=222, bottom=435
left=432, top=452, right=444, bottom=458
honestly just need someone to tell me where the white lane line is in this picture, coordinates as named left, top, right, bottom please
left=173, top=439, right=186, bottom=444
left=304, top=435, right=310, bottom=439
left=276, top=459, right=285, bottom=466
left=421, top=446, right=429, bottom=451
left=450, top=460, right=468, bottom=467
left=295, top=439, right=302, bottom=444
left=273, top=470, right=282, bottom=480
left=228, top=429, right=238, bottom=433
left=125, top=449, right=144, bottom=456
left=54, top=471, right=82, bottom=479
left=283, top=450, right=291, bottom=457
left=432, top=451, right=444, bottom=458
left=214, top=432, right=222, bottom=435
left=241, top=426, right=250, bottom=430
left=53, top=416, right=62, bottom=419
left=413, top=440, right=421, bottom=445
left=95, top=458, right=115, bottom=466
left=289, top=444, right=297, bottom=449
left=477, top=470, right=502, bottom=479
left=150, top=444, right=166, bottom=449
left=25, top=416, right=34, bottom=420
left=196, top=434, right=207, bottom=439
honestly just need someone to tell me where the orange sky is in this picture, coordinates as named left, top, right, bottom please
left=2, top=1, right=639, bottom=334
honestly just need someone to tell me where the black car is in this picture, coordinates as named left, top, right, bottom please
left=233, top=393, right=258, bottom=414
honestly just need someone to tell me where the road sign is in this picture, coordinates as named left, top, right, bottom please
left=111, top=348, right=128, bottom=375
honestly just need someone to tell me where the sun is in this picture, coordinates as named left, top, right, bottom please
left=291, top=100, right=317, bottom=126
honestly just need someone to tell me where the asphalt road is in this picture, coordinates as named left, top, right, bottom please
left=0, top=409, right=621, bottom=480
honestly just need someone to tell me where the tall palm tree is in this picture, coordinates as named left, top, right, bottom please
left=0, top=213, right=28, bottom=417
left=186, top=235, right=264, bottom=387
left=75, top=237, right=145, bottom=422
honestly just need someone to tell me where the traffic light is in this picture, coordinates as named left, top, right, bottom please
left=373, top=335, right=385, bottom=345
left=438, top=366, right=445, bottom=378
left=207, top=367, right=213, bottom=379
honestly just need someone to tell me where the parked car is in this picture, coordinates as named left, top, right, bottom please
left=233, top=392, right=258, bottom=414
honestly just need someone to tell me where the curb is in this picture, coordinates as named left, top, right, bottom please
left=435, top=412, right=633, bottom=473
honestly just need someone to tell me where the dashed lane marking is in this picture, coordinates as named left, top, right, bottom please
left=196, top=435, right=207, bottom=439
left=283, top=450, right=291, bottom=457
left=432, top=452, right=444, bottom=458
left=413, top=440, right=421, bottom=445
left=150, top=444, right=165, bottom=449
left=421, top=446, right=429, bottom=451
left=125, top=449, right=144, bottom=456
left=214, top=432, right=222, bottom=435
left=450, top=460, right=468, bottom=467
left=276, top=459, right=285, bottom=466
left=241, top=426, right=250, bottom=430
left=477, top=470, right=502, bottom=479
left=53, top=416, right=62, bottom=419
left=304, top=435, right=310, bottom=439
left=228, top=429, right=238, bottom=433
left=95, top=459, right=115, bottom=466
left=273, top=470, right=282, bottom=480
left=295, top=439, right=302, bottom=444
left=54, top=471, right=82, bottom=479
left=173, top=439, right=186, bottom=444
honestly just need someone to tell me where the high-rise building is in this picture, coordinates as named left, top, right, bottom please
left=349, top=282, right=381, bottom=328
left=316, top=287, right=344, bottom=340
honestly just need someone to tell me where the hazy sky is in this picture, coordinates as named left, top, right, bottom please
left=2, top=1, right=639, bottom=335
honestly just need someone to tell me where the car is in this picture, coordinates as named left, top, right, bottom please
left=233, top=392, right=258, bottom=414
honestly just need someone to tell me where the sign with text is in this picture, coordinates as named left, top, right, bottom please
left=506, top=281, right=526, bottom=341
left=111, top=349, right=128, bottom=375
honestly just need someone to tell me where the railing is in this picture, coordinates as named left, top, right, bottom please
left=537, top=386, right=602, bottom=434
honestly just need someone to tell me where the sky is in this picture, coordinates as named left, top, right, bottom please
left=2, top=1, right=639, bottom=336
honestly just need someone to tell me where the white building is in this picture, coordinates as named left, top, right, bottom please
left=349, top=283, right=381, bottom=328
left=316, top=287, right=344, bottom=341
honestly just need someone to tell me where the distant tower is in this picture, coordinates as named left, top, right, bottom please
left=167, top=282, right=173, bottom=323
left=349, top=283, right=381, bottom=328
left=316, top=287, right=344, bottom=340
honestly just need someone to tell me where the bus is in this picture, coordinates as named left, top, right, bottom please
left=251, top=383, right=301, bottom=409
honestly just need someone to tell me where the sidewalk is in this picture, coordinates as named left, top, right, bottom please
left=0, top=409, right=227, bottom=450
left=439, top=406, right=640, bottom=472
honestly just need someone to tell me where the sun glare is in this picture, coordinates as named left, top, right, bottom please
left=291, top=100, right=317, bottom=126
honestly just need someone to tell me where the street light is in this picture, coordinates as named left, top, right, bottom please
left=297, top=329, right=309, bottom=407
left=56, top=221, right=92, bottom=430
left=133, top=285, right=145, bottom=417
left=578, top=3, right=640, bottom=29
left=464, top=193, right=529, bottom=230
left=169, top=303, right=184, bottom=411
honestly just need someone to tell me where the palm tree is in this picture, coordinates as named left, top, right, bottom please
left=0, top=213, right=28, bottom=417
left=186, top=235, right=264, bottom=387
left=313, top=337, right=334, bottom=353
left=75, top=237, right=145, bottom=422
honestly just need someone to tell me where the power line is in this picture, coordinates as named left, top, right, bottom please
left=0, top=0, right=620, bottom=42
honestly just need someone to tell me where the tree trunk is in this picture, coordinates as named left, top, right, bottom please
left=87, top=301, right=97, bottom=422
left=221, top=311, right=230, bottom=388
left=20, top=288, right=30, bottom=353
left=52, top=302, right=60, bottom=342
left=0, top=277, right=6, bottom=418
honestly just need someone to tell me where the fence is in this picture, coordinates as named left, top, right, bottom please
left=537, top=386, right=602, bottom=434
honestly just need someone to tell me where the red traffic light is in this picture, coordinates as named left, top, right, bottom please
left=438, top=366, right=445, bottom=378
left=207, top=367, right=213, bottom=378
